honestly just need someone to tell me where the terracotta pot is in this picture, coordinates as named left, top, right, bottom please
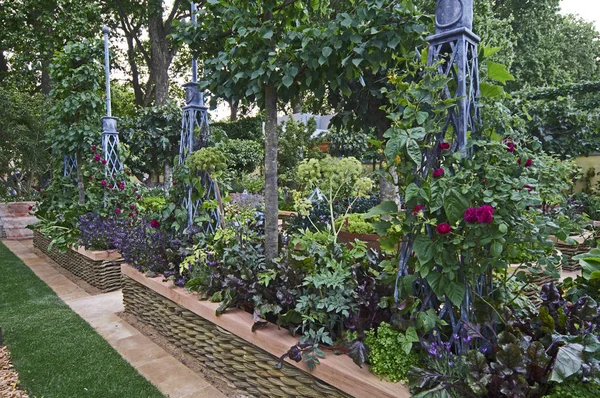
left=317, top=142, right=329, bottom=153
left=337, top=230, right=381, bottom=251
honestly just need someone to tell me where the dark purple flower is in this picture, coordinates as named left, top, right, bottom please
left=476, top=205, right=494, bottom=224
left=150, top=219, right=160, bottom=229
left=464, top=207, right=478, bottom=223
left=433, top=168, right=445, bottom=178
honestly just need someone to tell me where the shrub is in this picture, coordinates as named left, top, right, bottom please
left=216, top=138, right=263, bottom=174
left=335, top=213, right=375, bottom=234
left=365, top=322, right=422, bottom=383
left=78, top=212, right=125, bottom=250
left=544, top=381, right=600, bottom=398
left=212, top=116, right=263, bottom=141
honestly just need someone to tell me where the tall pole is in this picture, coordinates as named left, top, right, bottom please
left=191, top=3, right=198, bottom=84
left=101, top=26, right=122, bottom=181
left=103, top=26, right=112, bottom=117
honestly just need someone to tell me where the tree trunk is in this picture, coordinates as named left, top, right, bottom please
left=264, top=83, right=279, bottom=263
left=229, top=98, right=239, bottom=121
left=76, top=151, right=85, bottom=205
left=40, top=57, right=51, bottom=95
left=163, top=160, right=172, bottom=195
left=148, top=0, right=170, bottom=106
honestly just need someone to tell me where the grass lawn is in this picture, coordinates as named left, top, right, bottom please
left=0, top=241, right=164, bottom=398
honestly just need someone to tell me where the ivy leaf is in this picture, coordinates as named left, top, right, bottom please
left=348, top=340, right=369, bottom=368
left=550, top=344, right=584, bottom=382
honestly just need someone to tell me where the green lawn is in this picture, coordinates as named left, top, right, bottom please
left=0, top=241, right=164, bottom=398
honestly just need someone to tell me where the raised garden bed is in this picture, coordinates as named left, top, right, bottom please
left=337, top=230, right=381, bottom=251
left=33, top=230, right=123, bottom=292
left=553, top=234, right=591, bottom=272
left=121, top=264, right=410, bottom=398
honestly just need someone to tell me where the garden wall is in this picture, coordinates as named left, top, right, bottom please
left=121, top=265, right=410, bottom=398
left=33, top=231, right=122, bottom=292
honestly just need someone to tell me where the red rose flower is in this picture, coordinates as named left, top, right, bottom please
left=524, top=185, right=533, bottom=192
left=525, top=158, right=532, bottom=167
left=506, top=142, right=515, bottom=153
left=433, top=168, right=445, bottom=178
left=128, top=212, right=134, bottom=217
left=439, top=142, right=450, bottom=150
left=413, top=205, right=424, bottom=216
left=483, top=179, right=488, bottom=184
left=102, top=160, right=107, bottom=165
left=125, top=170, right=131, bottom=175
left=130, top=204, right=135, bottom=210
left=94, top=153, right=101, bottom=162
left=28, top=206, right=33, bottom=211
left=436, top=223, right=452, bottom=235
left=115, top=208, right=121, bottom=214
left=89, top=175, right=94, bottom=181
left=150, top=219, right=160, bottom=229
left=100, top=180, right=107, bottom=187
left=92, top=145, right=97, bottom=151
left=464, top=207, right=478, bottom=223
left=476, top=205, right=494, bottom=224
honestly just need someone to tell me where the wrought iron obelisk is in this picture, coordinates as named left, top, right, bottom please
left=427, top=0, right=480, bottom=152
left=101, top=26, right=122, bottom=181
left=178, top=3, right=221, bottom=232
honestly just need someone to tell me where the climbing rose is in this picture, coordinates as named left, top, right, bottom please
left=506, top=142, right=515, bottom=153
left=433, top=168, right=445, bottom=178
left=130, top=204, right=135, bottom=210
left=115, top=208, right=121, bottom=214
left=150, top=219, right=160, bottom=229
left=524, top=185, right=533, bottom=192
left=92, top=145, right=97, bottom=151
left=100, top=180, right=107, bottom=187
left=525, top=158, right=533, bottom=167
left=102, top=159, right=107, bottom=165
left=464, top=208, right=478, bottom=223
left=439, top=142, right=450, bottom=150
left=128, top=212, right=134, bottom=217
left=413, top=205, right=424, bottom=216
left=476, top=205, right=494, bottom=224
left=94, top=153, right=101, bottom=162
left=436, top=223, right=452, bottom=235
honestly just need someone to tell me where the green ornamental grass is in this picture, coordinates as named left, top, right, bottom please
left=0, top=242, right=164, bottom=398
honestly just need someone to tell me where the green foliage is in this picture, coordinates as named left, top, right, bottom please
left=216, top=138, right=264, bottom=175
left=212, top=116, right=263, bottom=141
left=334, top=213, right=375, bottom=235
left=544, top=380, right=600, bottom=398
left=0, top=87, right=51, bottom=199
left=121, top=101, right=182, bottom=176
left=186, top=147, right=228, bottom=176
left=47, top=39, right=105, bottom=158
left=327, top=126, right=375, bottom=161
left=278, top=117, right=321, bottom=187
left=365, top=322, right=422, bottom=383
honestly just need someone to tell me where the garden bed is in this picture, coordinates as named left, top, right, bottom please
left=121, top=264, right=410, bottom=398
left=553, top=234, right=592, bottom=272
left=33, top=230, right=123, bottom=292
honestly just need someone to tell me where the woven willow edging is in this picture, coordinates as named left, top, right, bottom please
left=121, top=265, right=410, bottom=398
left=33, top=230, right=123, bottom=292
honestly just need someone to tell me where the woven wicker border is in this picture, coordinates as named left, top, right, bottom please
left=122, top=274, right=354, bottom=398
left=33, top=230, right=122, bottom=292
left=555, top=241, right=590, bottom=272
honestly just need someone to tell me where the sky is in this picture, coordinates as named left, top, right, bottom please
left=560, top=0, right=600, bottom=30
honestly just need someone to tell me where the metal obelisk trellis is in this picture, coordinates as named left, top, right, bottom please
left=428, top=0, right=480, bottom=153
left=178, top=3, right=221, bottom=232
left=396, top=0, right=482, bottom=354
left=63, top=154, right=77, bottom=177
left=101, top=26, right=122, bottom=182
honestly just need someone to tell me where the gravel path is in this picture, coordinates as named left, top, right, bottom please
left=0, top=346, right=29, bottom=398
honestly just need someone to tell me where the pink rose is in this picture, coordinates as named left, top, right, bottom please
left=476, top=205, right=494, bottom=224
left=525, top=158, right=533, bottom=167
left=102, top=160, right=107, bottom=165
left=115, top=208, right=121, bottom=214
left=94, top=153, right=101, bottom=162
left=92, top=145, right=97, bottom=151
left=436, top=223, right=452, bottom=235
left=464, top=207, right=478, bottom=223
left=433, top=168, right=445, bottom=178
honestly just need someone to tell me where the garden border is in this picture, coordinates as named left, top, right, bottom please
left=121, top=264, right=410, bottom=398
left=33, top=230, right=123, bottom=292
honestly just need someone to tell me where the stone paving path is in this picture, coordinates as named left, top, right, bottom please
left=1, top=239, right=227, bottom=398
